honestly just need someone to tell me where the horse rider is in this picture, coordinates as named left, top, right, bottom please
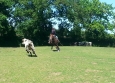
left=48, top=27, right=58, bottom=44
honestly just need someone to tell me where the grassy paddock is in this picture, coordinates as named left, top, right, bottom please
left=0, top=46, right=115, bottom=83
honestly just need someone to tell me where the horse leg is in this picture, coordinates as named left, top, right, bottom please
left=26, top=49, right=32, bottom=57
left=57, top=46, right=60, bottom=52
left=25, top=45, right=29, bottom=53
left=25, top=45, right=30, bottom=54
left=32, top=49, right=37, bottom=57
left=56, top=45, right=60, bottom=52
left=51, top=45, right=53, bottom=50
left=30, top=51, right=32, bottom=57
left=26, top=49, right=29, bottom=53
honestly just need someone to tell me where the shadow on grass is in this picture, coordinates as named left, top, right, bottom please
left=28, top=54, right=37, bottom=57
left=52, top=50, right=59, bottom=52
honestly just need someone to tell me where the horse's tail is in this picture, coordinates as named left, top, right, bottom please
left=58, top=40, right=63, bottom=46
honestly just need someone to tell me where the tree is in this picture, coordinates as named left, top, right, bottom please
left=1, top=0, right=115, bottom=46
left=0, top=0, right=19, bottom=47
left=8, top=0, right=53, bottom=45
left=69, top=0, right=115, bottom=46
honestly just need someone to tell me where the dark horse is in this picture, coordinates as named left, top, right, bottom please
left=48, top=34, right=60, bottom=52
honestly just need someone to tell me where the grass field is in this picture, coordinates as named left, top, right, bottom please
left=0, top=46, right=115, bottom=83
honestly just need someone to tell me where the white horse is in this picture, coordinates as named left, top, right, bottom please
left=22, top=38, right=37, bottom=57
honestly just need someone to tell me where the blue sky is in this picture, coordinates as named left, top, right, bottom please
left=100, top=0, right=115, bottom=8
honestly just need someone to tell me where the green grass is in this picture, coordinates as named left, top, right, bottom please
left=0, top=46, right=115, bottom=83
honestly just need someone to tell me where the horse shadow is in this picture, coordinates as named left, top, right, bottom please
left=52, top=49, right=59, bottom=52
left=28, top=54, right=37, bottom=57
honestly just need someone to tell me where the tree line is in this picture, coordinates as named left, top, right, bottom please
left=0, top=0, right=115, bottom=47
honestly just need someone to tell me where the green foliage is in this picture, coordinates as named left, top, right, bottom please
left=70, top=0, right=115, bottom=46
left=0, top=0, right=115, bottom=46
